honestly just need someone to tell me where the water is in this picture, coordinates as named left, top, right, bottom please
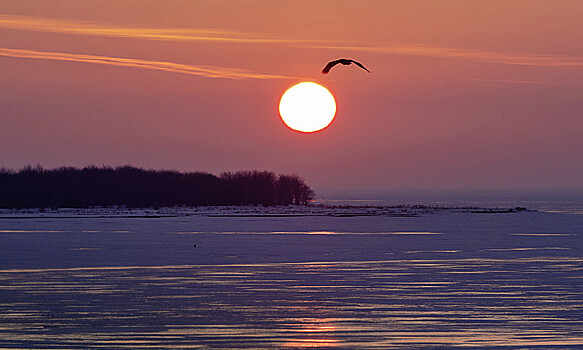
left=1, top=210, right=583, bottom=348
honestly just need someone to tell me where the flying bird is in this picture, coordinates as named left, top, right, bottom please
left=322, top=59, right=370, bottom=74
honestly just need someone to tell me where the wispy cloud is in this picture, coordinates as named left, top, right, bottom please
left=0, top=14, right=317, bottom=45
left=2, top=14, right=582, bottom=70
left=307, top=44, right=583, bottom=69
left=0, top=48, right=293, bottom=80
left=469, top=78, right=564, bottom=86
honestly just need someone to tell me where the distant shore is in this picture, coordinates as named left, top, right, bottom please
left=0, top=204, right=531, bottom=219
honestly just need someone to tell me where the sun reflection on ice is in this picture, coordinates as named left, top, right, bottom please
left=281, top=318, right=341, bottom=348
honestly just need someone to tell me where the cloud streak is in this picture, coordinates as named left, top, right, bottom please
left=0, top=48, right=293, bottom=80
left=1, top=14, right=582, bottom=70
left=0, top=14, right=318, bottom=45
left=308, top=44, right=583, bottom=69
left=469, top=78, right=564, bottom=86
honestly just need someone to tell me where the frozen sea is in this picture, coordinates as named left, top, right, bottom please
left=1, top=205, right=582, bottom=349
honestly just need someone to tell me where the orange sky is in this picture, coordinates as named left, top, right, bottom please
left=1, top=1, right=582, bottom=194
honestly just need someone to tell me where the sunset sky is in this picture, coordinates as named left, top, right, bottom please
left=1, top=1, right=582, bottom=195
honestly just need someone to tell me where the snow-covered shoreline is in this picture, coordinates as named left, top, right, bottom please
left=0, top=204, right=530, bottom=218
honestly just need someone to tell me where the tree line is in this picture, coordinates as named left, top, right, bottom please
left=0, top=166, right=315, bottom=208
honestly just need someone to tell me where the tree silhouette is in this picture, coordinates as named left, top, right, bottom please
left=276, top=174, right=315, bottom=205
left=0, top=166, right=315, bottom=208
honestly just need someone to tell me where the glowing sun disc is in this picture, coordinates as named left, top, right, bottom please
left=279, top=82, right=336, bottom=133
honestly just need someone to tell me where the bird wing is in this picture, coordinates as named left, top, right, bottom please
left=322, top=59, right=341, bottom=74
left=351, top=60, right=370, bottom=73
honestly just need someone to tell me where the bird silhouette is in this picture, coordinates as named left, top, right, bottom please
left=322, top=59, right=370, bottom=74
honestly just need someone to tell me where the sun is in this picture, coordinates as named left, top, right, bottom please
left=279, top=82, right=336, bottom=133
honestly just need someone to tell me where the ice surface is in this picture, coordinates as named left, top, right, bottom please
left=1, top=207, right=582, bottom=348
